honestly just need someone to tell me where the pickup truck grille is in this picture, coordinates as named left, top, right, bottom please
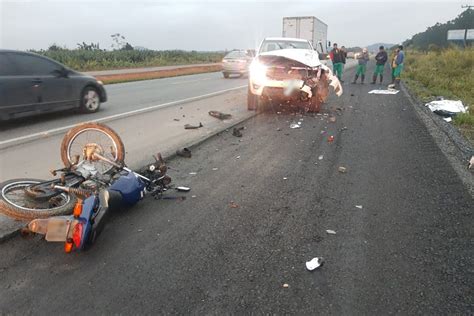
left=266, top=67, right=308, bottom=80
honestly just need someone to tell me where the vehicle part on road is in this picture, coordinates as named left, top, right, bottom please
left=176, top=148, right=192, bottom=158
left=0, top=179, right=77, bottom=221
left=176, top=186, right=191, bottom=192
left=184, top=122, right=203, bottom=129
left=306, top=257, right=325, bottom=271
left=425, top=99, right=467, bottom=118
left=208, top=110, right=232, bottom=120
left=232, top=127, right=244, bottom=137
left=338, top=166, right=347, bottom=173
left=61, top=122, right=125, bottom=175
left=80, top=87, right=101, bottom=113
left=368, top=89, right=400, bottom=95
left=326, top=230, right=336, bottom=234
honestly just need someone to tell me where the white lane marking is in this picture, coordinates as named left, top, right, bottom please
left=0, top=85, right=247, bottom=148
left=170, top=77, right=214, bottom=85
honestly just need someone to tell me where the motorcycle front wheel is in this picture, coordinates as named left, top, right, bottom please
left=0, top=179, right=76, bottom=221
left=60, top=122, right=125, bottom=175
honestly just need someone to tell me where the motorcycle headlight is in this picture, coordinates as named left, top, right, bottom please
left=249, top=60, right=267, bottom=84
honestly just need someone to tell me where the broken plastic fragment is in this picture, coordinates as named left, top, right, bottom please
left=318, top=155, right=324, bottom=160
left=189, top=172, right=197, bottom=175
left=338, top=166, right=347, bottom=173
left=283, top=283, right=289, bottom=288
left=290, top=123, right=301, bottom=129
left=176, top=186, right=191, bottom=192
left=326, top=230, right=336, bottom=235
left=209, top=110, right=232, bottom=120
left=184, top=122, right=203, bottom=129
left=212, top=168, right=218, bottom=171
left=468, top=156, right=474, bottom=169
left=306, top=257, right=324, bottom=271
left=368, top=89, right=399, bottom=95
left=355, top=205, right=363, bottom=209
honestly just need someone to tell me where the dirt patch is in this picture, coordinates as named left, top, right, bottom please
left=96, top=65, right=223, bottom=84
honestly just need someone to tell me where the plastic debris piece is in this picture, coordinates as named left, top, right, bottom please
left=184, top=122, right=203, bottom=129
left=176, top=186, right=191, bottom=192
left=425, top=99, right=466, bottom=117
left=306, top=257, right=325, bottom=271
left=212, top=168, right=219, bottom=171
left=282, top=283, right=289, bottom=288
left=468, top=156, right=474, bottom=169
left=176, top=147, right=192, bottom=158
left=189, top=172, right=197, bottom=175
left=443, top=117, right=452, bottom=122
left=283, top=177, right=288, bottom=180
left=236, top=156, right=241, bottom=159
left=338, top=166, right=347, bottom=173
left=318, top=155, right=324, bottom=160
left=329, top=116, right=336, bottom=123
left=233, top=126, right=244, bottom=137
left=191, top=195, right=197, bottom=198
left=209, top=110, right=232, bottom=120
left=138, top=229, right=143, bottom=232
left=229, top=201, right=239, bottom=208
left=290, top=123, right=301, bottom=129
left=326, top=230, right=336, bottom=234
left=276, top=127, right=282, bottom=131
left=355, top=205, right=363, bottom=209
left=368, top=89, right=399, bottom=95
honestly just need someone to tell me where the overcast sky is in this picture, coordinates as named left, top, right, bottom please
left=0, top=0, right=468, bottom=51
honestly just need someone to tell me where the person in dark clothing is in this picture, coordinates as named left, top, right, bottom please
left=329, top=43, right=345, bottom=81
left=371, top=45, right=388, bottom=84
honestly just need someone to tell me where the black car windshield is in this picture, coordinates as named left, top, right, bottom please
left=224, top=51, right=248, bottom=58
left=259, top=40, right=312, bottom=53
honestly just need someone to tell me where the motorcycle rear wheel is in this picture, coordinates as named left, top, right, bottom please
left=0, top=179, right=76, bottom=221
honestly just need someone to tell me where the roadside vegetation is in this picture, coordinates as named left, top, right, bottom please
left=32, top=48, right=225, bottom=72
left=404, top=47, right=474, bottom=144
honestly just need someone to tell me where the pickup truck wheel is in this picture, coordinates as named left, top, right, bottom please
left=247, top=87, right=257, bottom=111
left=80, top=87, right=101, bottom=113
left=223, top=72, right=230, bottom=79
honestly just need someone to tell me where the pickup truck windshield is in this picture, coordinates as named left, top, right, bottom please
left=224, top=51, right=248, bottom=58
left=259, top=40, right=312, bottom=53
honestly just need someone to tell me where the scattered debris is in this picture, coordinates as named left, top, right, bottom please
left=191, top=195, right=197, bottom=198
left=176, top=147, right=192, bottom=158
left=425, top=99, right=467, bottom=118
left=212, top=168, right=219, bottom=171
left=283, top=177, right=288, bottom=180
left=138, top=229, right=143, bottom=232
left=184, top=122, right=203, bottom=129
left=339, top=126, right=348, bottom=132
left=318, top=155, right=324, bottom=160
left=338, top=166, right=347, bottom=173
left=173, top=118, right=180, bottom=121
left=176, top=186, right=191, bottom=192
left=443, top=117, right=452, bottom=122
left=229, top=201, right=239, bottom=208
left=306, top=257, right=325, bottom=271
left=328, top=136, right=334, bottom=142
left=276, top=127, right=282, bottom=131
left=355, top=205, right=363, bottom=209
left=236, top=156, right=241, bottom=159
left=469, top=156, right=474, bottom=169
left=209, top=110, right=232, bottom=120
left=368, top=89, right=399, bottom=95
left=290, top=123, right=301, bottom=129
left=282, top=283, right=289, bottom=288
left=329, top=116, right=337, bottom=123
left=326, top=230, right=336, bottom=235
left=189, top=172, right=197, bottom=175
left=233, top=127, right=244, bottom=137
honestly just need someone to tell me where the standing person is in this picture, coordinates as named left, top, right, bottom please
left=340, top=45, right=348, bottom=71
left=329, top=43, right=345, bottom=82
left=371, top=45, right=388, bottom=84
left=352, top=48, right=369, bottom=84
left=390, top=48, right=400, bottom=85
left=392, top=45, right=405, bottom=88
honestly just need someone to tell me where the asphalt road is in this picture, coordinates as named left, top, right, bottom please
left=0, top=71, right=247, bottom=143
left=0, top=64, right=472, bottom=313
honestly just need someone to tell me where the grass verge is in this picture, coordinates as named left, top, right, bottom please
left=96, top=64, right=223, bottom=84
left=404, top=48, right=474, bottom=145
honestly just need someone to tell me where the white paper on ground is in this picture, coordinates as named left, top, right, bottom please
left=368, top=89, right=400, bottom=95
left=425, top=100, right=466, bottom=114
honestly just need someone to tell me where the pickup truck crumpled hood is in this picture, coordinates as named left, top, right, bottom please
left=259, top=49, right=322, bottom=68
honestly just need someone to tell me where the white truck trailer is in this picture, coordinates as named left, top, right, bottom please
left=282, top=16, right=328, bottom=54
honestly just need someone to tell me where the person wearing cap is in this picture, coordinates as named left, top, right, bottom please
left=352, top=48, right=370, bottom=84
left=329, top=43, right=345, bottom=82
left=371, top=45, right=388, bottom=84
left=392, top=45, right=405, bottom=88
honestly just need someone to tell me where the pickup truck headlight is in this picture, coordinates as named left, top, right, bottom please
left=249, top=60, right=267, bottom=85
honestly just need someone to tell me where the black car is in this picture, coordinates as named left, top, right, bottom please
left=0, top=50, right=107, bottom=120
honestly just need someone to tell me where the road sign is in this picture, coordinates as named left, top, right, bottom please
left=447, top=29, right=466, bottom=40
